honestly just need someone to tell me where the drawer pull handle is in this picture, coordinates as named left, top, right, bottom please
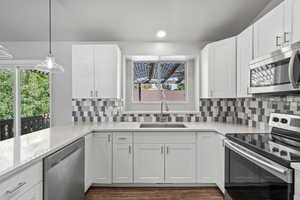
left=6, top=182, right=26, bottom=195
left=118, top=137, right=127, bottom=140
left=129, top=145, right=132, bottom=154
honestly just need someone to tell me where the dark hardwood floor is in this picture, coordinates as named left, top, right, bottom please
left=85, top=187, right=224, bottom=200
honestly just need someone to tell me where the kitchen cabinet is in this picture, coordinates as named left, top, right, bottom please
left=287, top=0, right=300, bottom=44
left=215, top=134, right=225, bottom=193
left=12, top=183, right=42, bottom=200
left=72, top=45, right=94, bottom=99
left=134, top=144, right=165, bottom=183
left=165, top=144, right=196, bottom=183
left=197, top=133, right=217, bottom=183
left=0, top=162, right=43, bottom=200
left=113, top=133, right=133, bottom=183
left=237, top=26, right=253, bottom=97
left=253, top=2, right=285, bottom=58
left=72, top=44, right=121, bottom=99
left=85, top=134, right=93, bottom=191
left=201, top=37, right=236, bottom=98
left=93, top=133, right=113, bottom=184
left=295, top=168, right=300, bottom=200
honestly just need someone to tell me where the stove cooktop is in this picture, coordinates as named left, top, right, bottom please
left=226, top=132, right=300, bottom=167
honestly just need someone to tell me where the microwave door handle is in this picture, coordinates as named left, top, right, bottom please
left=224, top=140, right=287, bottom=175
left=289, top=50, right=299, bottom=88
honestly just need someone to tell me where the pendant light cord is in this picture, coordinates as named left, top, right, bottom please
left=49, top=0, right=52, bottom=55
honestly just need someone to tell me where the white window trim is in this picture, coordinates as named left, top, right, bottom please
left=131, top=60, right=189, bottom=104
left=0, top=60, right=52, bottom=137
left=123, top=56, right=200, bottom=113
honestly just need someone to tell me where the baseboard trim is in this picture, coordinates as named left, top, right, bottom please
left=91, top=183, right=217, bottom=188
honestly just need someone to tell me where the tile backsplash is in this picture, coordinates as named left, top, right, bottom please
left=72, top=96, right=300, bottom=128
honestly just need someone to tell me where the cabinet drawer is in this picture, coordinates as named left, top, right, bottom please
left=113, top=132, right=132, bottom=144
left=295, top=171, right=300, bottom=198
left=134, top=132, right=196, bottom=144
left=0, top=162, right=43, bottom=200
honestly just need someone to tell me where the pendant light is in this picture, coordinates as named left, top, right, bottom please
left=36, top=0, right=64, bottom=73
left=0, top=45, right=13, bottom=59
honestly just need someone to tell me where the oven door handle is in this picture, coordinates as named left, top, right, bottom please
left=224, top=140, right=287, bottom=175
left=288, top=50, right=299, bottom=89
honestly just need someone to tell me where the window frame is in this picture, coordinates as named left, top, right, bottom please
left=123, top=56, right=199, bottom=113
left=131, top=60, right=189, bottom=104
left=0, top=60, right=52, bottom=139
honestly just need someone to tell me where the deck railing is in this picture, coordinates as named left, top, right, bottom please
left=0, top=115, right=50, bottom=141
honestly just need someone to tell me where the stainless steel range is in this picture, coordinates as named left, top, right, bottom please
left=225, top=113, right=300, bottom=200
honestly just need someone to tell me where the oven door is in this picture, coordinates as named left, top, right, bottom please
left=249, top=49, right=300, bottom=94
left=225, top=140, right=294, bottom=200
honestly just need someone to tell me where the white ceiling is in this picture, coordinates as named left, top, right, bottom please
left=0, top=0, right=272, bottom=42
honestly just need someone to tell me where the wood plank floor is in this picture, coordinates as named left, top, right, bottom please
left=85, top=187, right=224, bottom=200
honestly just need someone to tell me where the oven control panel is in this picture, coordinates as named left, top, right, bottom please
left=269, top=113, right=300, bottom=133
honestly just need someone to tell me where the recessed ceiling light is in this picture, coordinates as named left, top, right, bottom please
left=156, top=30, right=167, bottom=38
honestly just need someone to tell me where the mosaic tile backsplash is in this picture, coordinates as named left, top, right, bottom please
left=72, top=96, right=300, bottom=128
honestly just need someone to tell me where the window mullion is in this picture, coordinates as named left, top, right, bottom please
left=13, top=67, right=21, bottom=137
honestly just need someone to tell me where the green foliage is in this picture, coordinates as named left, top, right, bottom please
left=0, top=70, right=50, bottom=120
left=177, top=83, right=185, bottom=90
left=21, top=71, right=50, bottom=117
left=0, top=70, right=13, bottom=120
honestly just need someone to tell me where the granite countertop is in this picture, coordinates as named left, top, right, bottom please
left=0, top=122, right=269, bottom=181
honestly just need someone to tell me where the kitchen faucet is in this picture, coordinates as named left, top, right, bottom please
left=160, top=100, right=169, bottom=122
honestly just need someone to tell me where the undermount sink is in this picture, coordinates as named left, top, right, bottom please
left=139, top=123, right=187, bottom=128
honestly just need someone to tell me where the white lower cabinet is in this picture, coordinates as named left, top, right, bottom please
left=165, top=144, right=196, bottom=183
left=134, top=144, right=165, bottom=183
left=85, top=134, right=94, bottom=191
left=197, top=133, right=217, bottom=183
left=113, top=133, right=133, bottom=183
left=295, top=169, right=300, bottom=200
left=12, top=183, right=42, bottom=200
left=0, top=162, right=43, bottom=200
left=92, top=133, right=112, bottom=184
left=215, top=134, right=225, bottom=193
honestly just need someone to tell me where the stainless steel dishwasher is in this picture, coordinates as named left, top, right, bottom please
left=44, top=138, right=85, bottom=200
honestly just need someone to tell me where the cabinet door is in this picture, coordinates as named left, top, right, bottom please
left=12, top=183, right=43, bottom=200
left=93, top=133, right=112, bottom=184
left=237, top=26, right=253, bottom=98
left=94, top=45, right=120, bottom=98
left=211, top=37, right=236, bottom=98
left=165, top=144, right=196, bottom=183
left=85, top=134, right=93, bottom=191
left=289, top=0, right=300, bottom=43
left=134, top=144, right=164, bottom=183
left=253, top=3, right=285, bottom=58
left=216, top=135, right=225, bottom=193
left=197, top=133, right=217, bottom=183
left=295, top=170, right=300, bottom=200
left=200, top=44, right=214, bottom=98
left=72, top=45, right=94, bottom=99
left=113, top=143, right=133, bottom=183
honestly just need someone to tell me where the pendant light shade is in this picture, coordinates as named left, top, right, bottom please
left=0, top=45, right=13, bottom=59
left=35, top=0, right=64, bottom=73
left=35, top=54, right=64, bottom=73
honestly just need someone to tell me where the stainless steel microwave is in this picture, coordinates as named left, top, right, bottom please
left=249, top=42, right=300, bottom=94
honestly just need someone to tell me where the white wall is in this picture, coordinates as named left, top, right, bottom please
left=2, top=41, right=204, bottom=125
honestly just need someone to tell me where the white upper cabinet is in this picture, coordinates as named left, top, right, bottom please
left=201, top=37, right=237, bottom=98
left=253, top=2, right=285, bottom=58
left=287, top=0, right=300, bottom=44
left=237, top=26, right=253, bottom=98
left=72, top=45, right=94, bottom=99
left=72, top=44, right=121, bottom=99
left=94, top=45, right=121, bottom=98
